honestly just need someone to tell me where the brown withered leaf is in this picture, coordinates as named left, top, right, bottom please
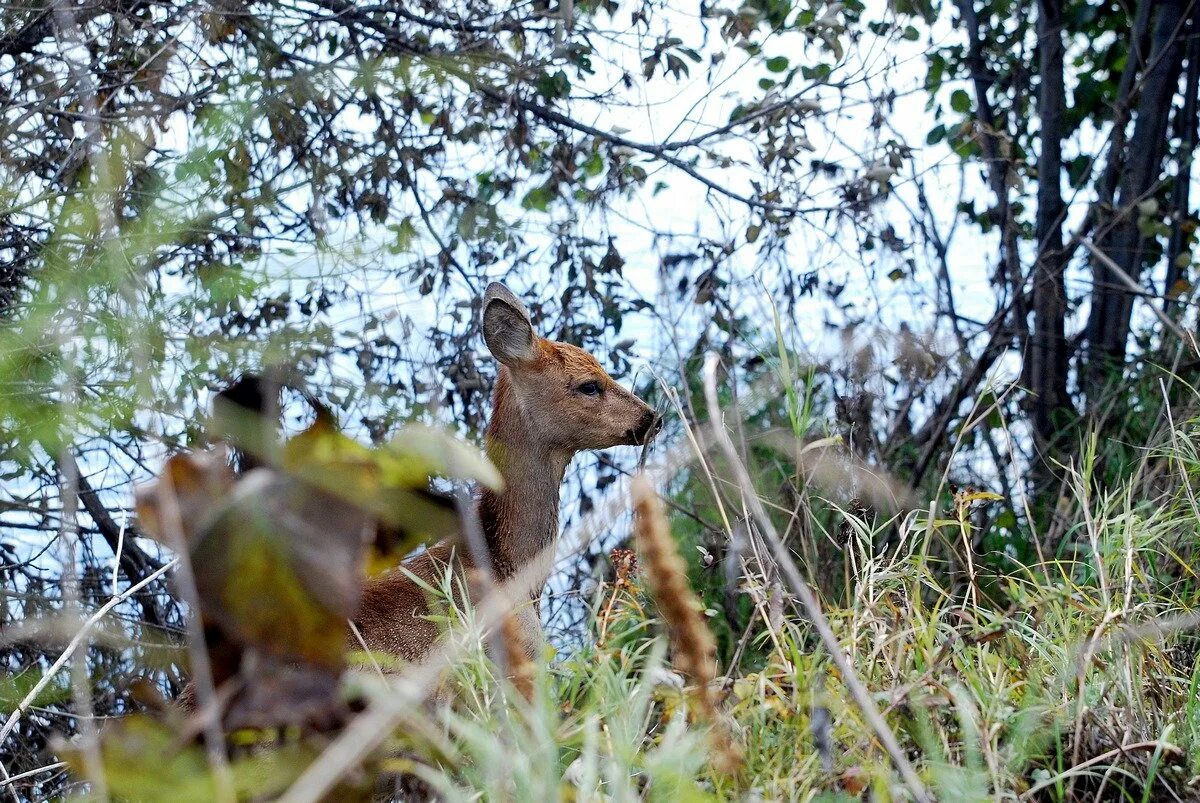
left=839, top=765, right=869, bottom=795
left=191, top=469, right=371, bottom=668
left=134, top=449, right=235, bottom=547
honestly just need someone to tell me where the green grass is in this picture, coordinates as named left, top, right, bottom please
left=350, top=418, right=1200, bottom=801
left=56, top=341, right=1200, bottom=801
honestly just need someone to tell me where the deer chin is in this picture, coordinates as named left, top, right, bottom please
left=587, top=427, right=653, bottom=450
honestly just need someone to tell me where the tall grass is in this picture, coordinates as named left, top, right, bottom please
left=290, top=333, right=1200, bottom=801
left=321, top=381, right=1200, bottom=802
left=35, top=336, right=1200, bottom=801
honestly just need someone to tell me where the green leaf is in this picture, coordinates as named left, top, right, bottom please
left=536, top=70, right=571, bottom=99
left=765, top=56, right=789, bottom=73
left=978, top=391, right=1004, bottom=429
left=521, top=184, right=555, bottom=212
left=950, top=89, right=972, bottom=114
left=0, top=671, right=71, bottom=710
left=582, top=151, right=604, bottom=178
left=1065, top=155, right=1091, bottom=189
left=391, top=217, right=418, bottom=252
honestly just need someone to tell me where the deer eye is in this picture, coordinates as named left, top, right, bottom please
left=576, top=380, right=602, bottom=397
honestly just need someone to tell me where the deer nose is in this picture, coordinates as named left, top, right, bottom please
left=631, top=410, right=661, bottom=444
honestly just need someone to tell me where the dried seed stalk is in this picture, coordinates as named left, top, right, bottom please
left=631, top=475, right=741, bottom=774
left=470, top=567, right=535, bottom=702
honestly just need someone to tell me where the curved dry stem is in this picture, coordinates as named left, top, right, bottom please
left=701, top=351, right=931, bottom=803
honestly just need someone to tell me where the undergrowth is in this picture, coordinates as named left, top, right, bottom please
left=328, top=406, right=1200, bottom=803
left=26, top=351, right=1200, bottom=802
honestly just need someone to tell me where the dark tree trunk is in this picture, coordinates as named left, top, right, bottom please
left=1025, top=0, right=1071, bottom=469
left=1164, top=6, right=1200, bottom=316
left=1099, top=1, right=1153, bottom=208
left=1084, top=0, right=1189, bottom=374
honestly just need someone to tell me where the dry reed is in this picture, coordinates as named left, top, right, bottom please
left=467, top=567, right=536, bottom=703
left=630, top=474, right=741, bottom=774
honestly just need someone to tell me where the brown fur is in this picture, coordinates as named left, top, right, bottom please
left=352, top=285, right=658, bottom=666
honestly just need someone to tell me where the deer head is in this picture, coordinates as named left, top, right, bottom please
left=481, top=282, right=659, bottom=455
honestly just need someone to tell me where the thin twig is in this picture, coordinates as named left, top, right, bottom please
left=0, top=761, right=68, bottom=790
left=1079, top=237, right=1195, bottom=350
left=0, top=559, right=178, bottom=751
left=111, top=509, right=126, bottom=595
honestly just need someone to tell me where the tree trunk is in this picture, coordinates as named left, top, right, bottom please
left=1025, top=0, right=1070, bottom=470
left=1099, top=1, right=1153, bottom=208
left=1163, top=6, right=1200, bottom=317
left=1084, top=0, right=1189, bottom=374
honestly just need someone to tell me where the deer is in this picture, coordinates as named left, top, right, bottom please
left=162, top=283, right=658, bottom=719
left=352, top=282, right=660, bottom=664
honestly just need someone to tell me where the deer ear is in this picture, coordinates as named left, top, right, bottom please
left=483, top=283, right=536, bottom=366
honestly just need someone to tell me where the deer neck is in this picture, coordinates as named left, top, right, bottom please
left=476, top=373, right=571, bottom=597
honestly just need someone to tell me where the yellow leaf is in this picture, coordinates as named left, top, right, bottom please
left=958, top=490, right=1003, bottom=505
left=387, top=425, right=503, bottom=490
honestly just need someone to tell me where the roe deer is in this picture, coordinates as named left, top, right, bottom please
left=353, top=282, right=659, bottom=663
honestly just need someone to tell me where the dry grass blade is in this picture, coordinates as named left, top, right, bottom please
left=701, top=352, right=930, bottom=803
left=0, top=761, right=68, bottom=791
